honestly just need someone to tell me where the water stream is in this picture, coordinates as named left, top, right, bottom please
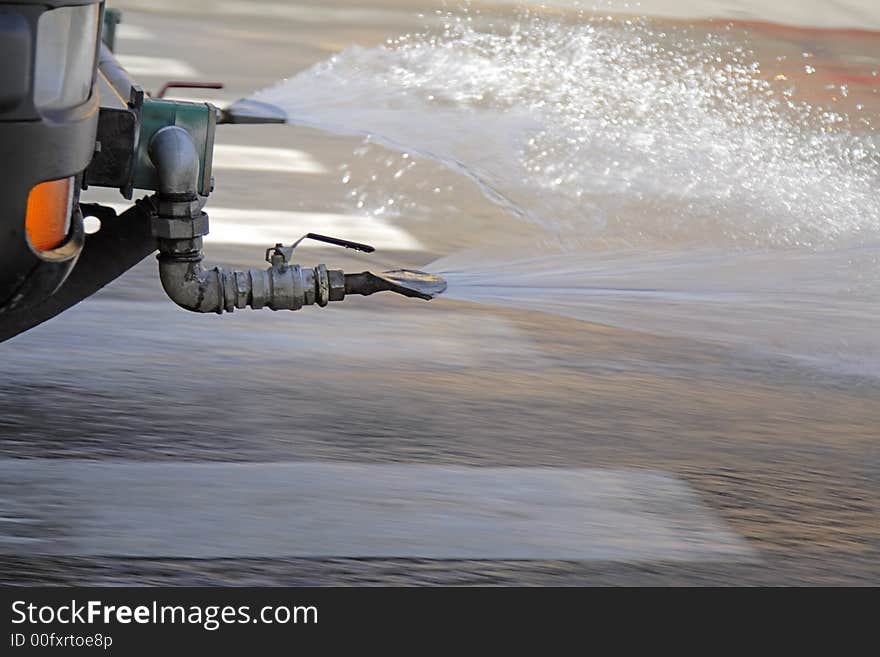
left=250, top=6, right=880, bottom=378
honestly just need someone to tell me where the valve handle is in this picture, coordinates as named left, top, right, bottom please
left=266, top=233, right=376, bottom=265
left=344, top=270, right=447, bottom=300
left=291, top=232, right=375, bottom=253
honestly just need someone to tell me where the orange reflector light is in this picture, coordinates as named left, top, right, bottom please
left=25, top=177, right=73, bottom=252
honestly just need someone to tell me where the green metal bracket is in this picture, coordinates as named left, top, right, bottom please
left=133, top=98, right=217, bottom=197
left=102, top=7, right=122, bottom=52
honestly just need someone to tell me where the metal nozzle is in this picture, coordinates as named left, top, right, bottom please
left=344, top=270, right=447, bottom=301
left=219, top=98, right=287, bottom=124
left=267, top=237, right=446, bottom=301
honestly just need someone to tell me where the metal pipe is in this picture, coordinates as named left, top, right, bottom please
left=148, top=126, right=444, bottom=314
left=148, top=126, right=342, bottom=313
left=156, top=252, right=342, bottom=314
left=148, top=126, right=201, bottom=198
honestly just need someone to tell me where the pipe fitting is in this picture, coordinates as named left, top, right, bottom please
left=157, top=255, right=343, bottom=314
left=148, top=126, right=200, bottom=199
left=146, top=125, right=444, bottom=315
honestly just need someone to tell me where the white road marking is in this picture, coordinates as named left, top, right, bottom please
left=115, top=24, right=155, bottom=41
left=0, top=535, right=42, bottom=545
left=474, top=0, right=880, bottom=31
left=157, top=94, right=231, bottom=107
left=216, top=1, right=436, bottom=26
left=212, top=144, right=328, bottom=174
left=0, top=461, right=754, bottom=561
left=3, top=295, right=548, bottom=371
left=90, top=0, right=880, bottom=32
left=97, top=203, right=423, bottom=251
left=98, top=201, right=424, bottom=251
left=0, top=516, right=38, bottom=524
left=115, top=55, right=199, bottom=78
left=200, top=207, right=423, bottom=250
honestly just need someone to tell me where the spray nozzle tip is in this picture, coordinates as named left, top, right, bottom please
left=344, top=269, right=447, bottom=300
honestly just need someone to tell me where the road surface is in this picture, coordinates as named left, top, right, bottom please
left=0, top=0, right=877, bottom=585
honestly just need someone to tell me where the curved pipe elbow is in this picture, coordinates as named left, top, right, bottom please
left=150, top=125, right=228, bottom=313
left=158, top=258, right=225, bottom=313
left=148, top=126, right=201, bottom=198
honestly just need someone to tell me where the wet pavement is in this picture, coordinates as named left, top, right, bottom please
left=0, top=0, right=878, bottom=585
